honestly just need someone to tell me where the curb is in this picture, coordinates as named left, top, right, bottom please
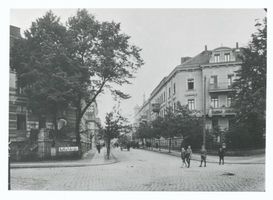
left=140, top=148, right=265, bottom=165
left=11, top=151, right=119, bottom=169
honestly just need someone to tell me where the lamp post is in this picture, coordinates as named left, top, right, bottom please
left=203, top=76, right=207, bottom=149
left=8, top=141, right=11, bottom=190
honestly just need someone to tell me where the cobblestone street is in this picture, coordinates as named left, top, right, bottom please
left=11, top=148, right=265, bottom=191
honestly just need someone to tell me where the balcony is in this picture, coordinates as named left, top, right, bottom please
left=208, top=107, right=236, bottom=117
left=208, top=82, right=234, bottom=93
left=152, top=103, right=160, bottom=113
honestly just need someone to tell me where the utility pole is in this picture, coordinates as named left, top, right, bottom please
left=203, top=76, right=207, bottom=148
left=8, top=141, right=11, bottom=190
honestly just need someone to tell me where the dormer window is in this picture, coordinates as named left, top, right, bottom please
left=224, top=53, right=230, bottom=62
left=214, top=54, right=220, bottom=63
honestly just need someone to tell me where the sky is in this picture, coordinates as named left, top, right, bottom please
left=10, top=9, right=266, bottom=124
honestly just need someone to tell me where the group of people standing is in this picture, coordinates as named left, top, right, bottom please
left=181, top=145, right=225, bottom=168
left=180, top=146, right=192, bottom=168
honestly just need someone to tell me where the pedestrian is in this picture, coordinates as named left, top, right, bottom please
left=199, top=145, right=207, bottom=167
left=185, top=145, right=192, bottom=168
left=181, top=147, right=187, bottom=168
left=127, top=142, right=130, bottom=151
left=218, top=147, right=225, bottom=165
left=96, top=143, right=101, bottom=154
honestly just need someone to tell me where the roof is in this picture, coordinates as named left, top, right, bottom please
left=213, top=46, right=232, bottom=51
left=181, top=50, right=212, bottom=67
left=10, top=25, right=21, bottom=39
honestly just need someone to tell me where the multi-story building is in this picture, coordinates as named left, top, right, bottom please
left=135, top=44, right=242, bottom=134
left=9, top=25, right=100, bottom=160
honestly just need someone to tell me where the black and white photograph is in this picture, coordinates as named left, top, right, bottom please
left=2, top=1, right=271, bottom=196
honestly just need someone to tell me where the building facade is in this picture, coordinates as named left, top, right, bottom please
left=135, top=44, right=242, bottom=135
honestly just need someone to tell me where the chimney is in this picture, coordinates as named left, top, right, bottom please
left=205, top=45, right=208, bottom=51
left=236, top=42, right=239, bottom=49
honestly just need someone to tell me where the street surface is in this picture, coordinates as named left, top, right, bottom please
left=11, top=148, right=265, bottom=191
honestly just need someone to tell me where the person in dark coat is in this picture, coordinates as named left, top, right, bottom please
left=96, top=143, right=101, bottom=154
left=218, top=147, right=225, bottom=165
left=199, top=145, right=207, bottom=167
left=181, top=147, right=187, bottom=168
left=185, top=146, right=192, bottom=168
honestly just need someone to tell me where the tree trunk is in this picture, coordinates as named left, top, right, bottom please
left=106, top=137, right=111, bottom=160
left=75, top=105, right=82, bottom=157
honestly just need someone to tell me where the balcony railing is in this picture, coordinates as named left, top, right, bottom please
left=207, top=107, right=236, bottom=117
left=208, top=82, right=234, bottom=93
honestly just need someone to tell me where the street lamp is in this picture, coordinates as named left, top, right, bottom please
left=8, top=141, right=11, bottom=190
left=203, top=76, right=207, bottom=149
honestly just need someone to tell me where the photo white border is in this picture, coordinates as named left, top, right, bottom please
left=1, top=0, right=272, bottom=200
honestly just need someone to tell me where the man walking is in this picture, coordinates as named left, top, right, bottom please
left=218, top=147, right=225, bottom=165
left=181, top=147, right=187, bottom=168
left=199, top=145, right=207, bottom=167
left=185, top=146, right=192, bottom=168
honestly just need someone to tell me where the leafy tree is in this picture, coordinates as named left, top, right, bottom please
left=231, top=16, right=266, bottom=147
left=100, top=111, right=130, bottom=159
left=174, top=102, right=202, bottom=149
left=10, top=11, right=77, bottom=131
left=135, top=122, right=152, bottom=142
left=67, top=9, right=144, bottom=152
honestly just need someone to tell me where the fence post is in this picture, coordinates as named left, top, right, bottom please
left=168, top=138, right=171, bottom=153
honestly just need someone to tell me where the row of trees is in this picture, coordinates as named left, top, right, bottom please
left=134, top=102, right=204, bottom=150
left=10, top=9, right=144, bottom=155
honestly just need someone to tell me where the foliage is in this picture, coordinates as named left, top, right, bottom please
left=230, top=16, right=266, bottom=148
left=67, top=9, right=144, bottom=150
left=134, top=101, right=203, bottom=149
left=10, top=11, right=77, bottom=129
left=11, top=9, right=144, bottom=153
left=100, top=110, right=131, bottom=159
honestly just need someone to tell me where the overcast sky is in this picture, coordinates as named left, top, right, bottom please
left=10, top=9, right=266, bottom=123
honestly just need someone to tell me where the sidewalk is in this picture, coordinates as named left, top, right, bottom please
left=10, top=147, right=118, bottom=169
left=141, top=148, right=265, bottom=164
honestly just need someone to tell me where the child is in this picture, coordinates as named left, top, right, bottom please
left=181, top=147, right=187, bottom=167
left=199, top=145, right=207, bottom=167
left=185, top=146, right=192, bottom=168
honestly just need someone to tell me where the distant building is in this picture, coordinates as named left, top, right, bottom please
left=9, top=25, right=100, bottom=161
left=135, top=44, right=242, bottom=138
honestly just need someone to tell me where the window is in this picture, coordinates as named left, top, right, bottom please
left=224, top=53, right=230, bottom=62
left=17, top=114, right=26, bottom=130
left=210, top=75, right=218, bottom=89
left=214, top=54, right=220, bottom=63
left=173, top=83, right=176, bottom=95
left=169, top=88, right=171, bottom=98
left=228, top=74, right=234, bottom=88
left=227, top=96, right=232, bottom=107
left=188, top=99, right=195, bottom=110
left=164, top=92, right=166, bottom=102
left=211, top=96, right=219, bottom=108
left=187, top=79, right=194, bottom=90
